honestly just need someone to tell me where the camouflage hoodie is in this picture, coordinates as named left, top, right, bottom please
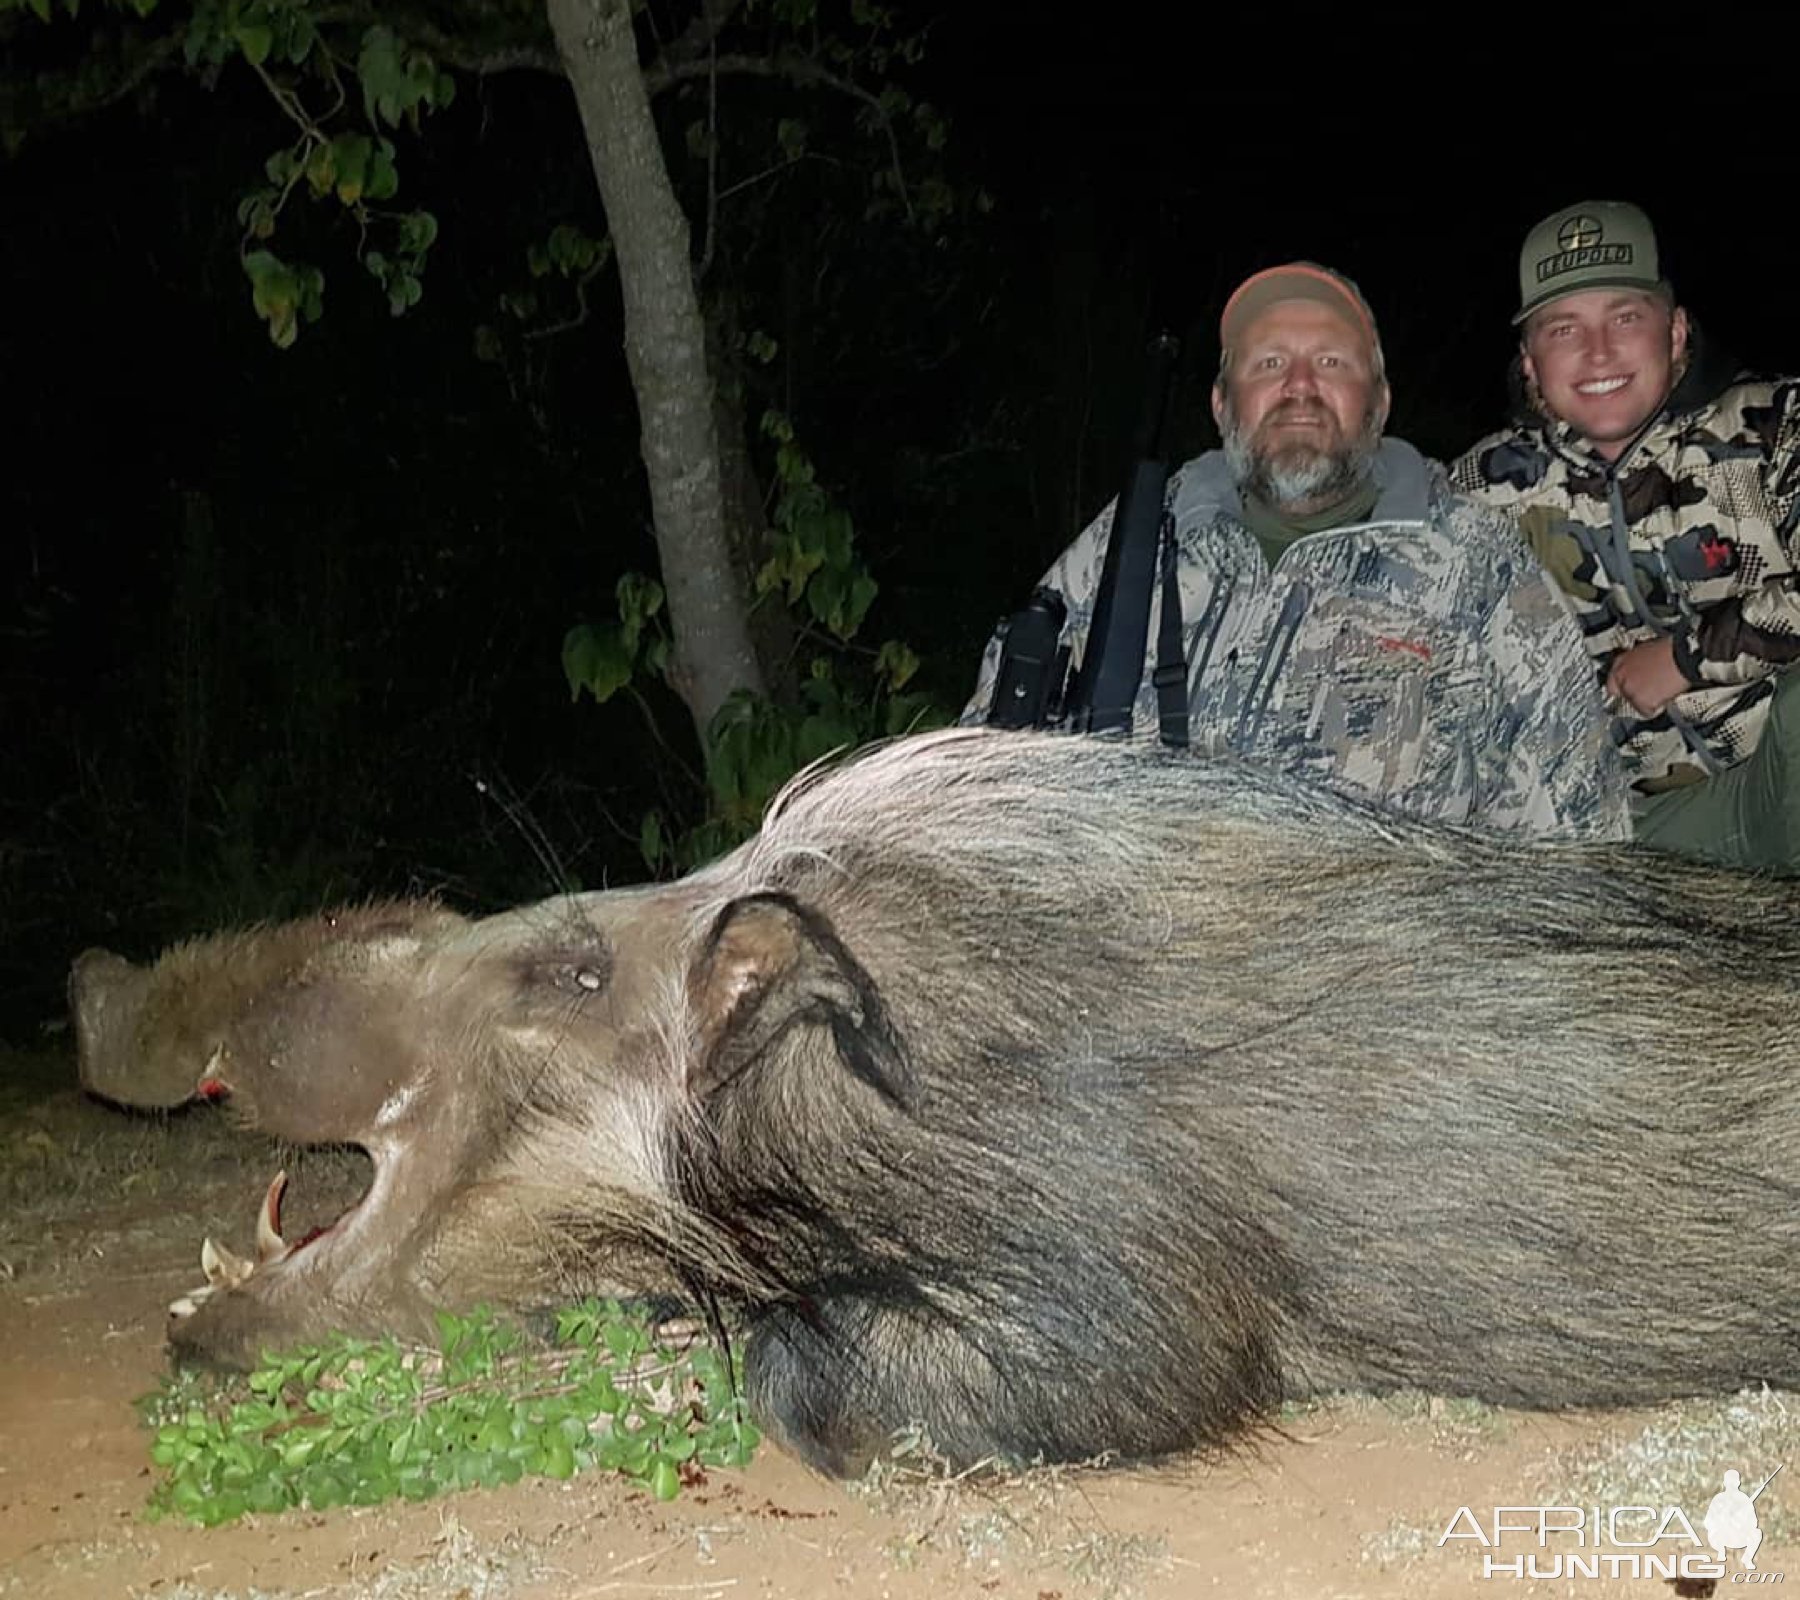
left=964, top=438, right=1630, bottom=841
left=1451, top=348, right=1800, bottom=793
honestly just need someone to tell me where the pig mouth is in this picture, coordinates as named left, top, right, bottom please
left=168, top=1151, right=389, bottom=1321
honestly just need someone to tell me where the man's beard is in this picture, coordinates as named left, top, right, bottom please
left=1220, top=396, right=1382, bottom=512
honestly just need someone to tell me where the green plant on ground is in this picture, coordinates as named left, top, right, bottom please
left=140, top=1300, right=758, bottom=1525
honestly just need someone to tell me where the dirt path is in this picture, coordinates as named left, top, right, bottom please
left=0, top=1048, right=1791, bottom=1599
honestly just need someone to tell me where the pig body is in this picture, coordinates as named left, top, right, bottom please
left=74, top=730, right=1800, bottom=1474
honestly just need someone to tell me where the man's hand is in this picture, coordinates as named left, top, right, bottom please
left=1605, top=637, right=1690, bottom=716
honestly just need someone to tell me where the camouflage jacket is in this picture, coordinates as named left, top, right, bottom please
left=1451, top=370, right=1800, bottom=792
left=964, top=439, right=1630, bottom=841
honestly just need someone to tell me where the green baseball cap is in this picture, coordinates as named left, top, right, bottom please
left=1514, top=200, right=1663, bottom=324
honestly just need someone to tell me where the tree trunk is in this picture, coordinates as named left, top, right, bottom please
left=545, top=0, right=766, bottom=744
left=704, top=300, right=800, bottom=703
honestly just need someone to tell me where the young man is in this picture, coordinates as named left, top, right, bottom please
left=966, top=263, right=1628, bottom=841
left=1453, top=200, right=1800, bottom=869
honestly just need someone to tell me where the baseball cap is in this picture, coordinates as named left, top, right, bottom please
left=1219, top=262, right=1379, bottom=354
left=1514, top=200, right=1662, bottom=324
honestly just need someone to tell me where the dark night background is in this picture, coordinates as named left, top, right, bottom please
left=5, top=8, right=1799, bottom=1040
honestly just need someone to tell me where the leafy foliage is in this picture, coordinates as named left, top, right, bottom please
left=0, top=0, right=989, bottom=1024
left=562, top=408, right=945, bottom=872
left=686, top=649, right=931, bottom=848
left=6, top=0, right=451, bottom=340
left=141, top=1301, right=759, bottom=1525
left=561, top=571, right=671, bottom=712
left=758, top=409, right=880, bottom=641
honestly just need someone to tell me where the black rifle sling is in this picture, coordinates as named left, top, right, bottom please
left=1070, top=460, right=1166, bottom=733
left=1066, top=334, right=1181, bottom=736
left=1152, top=510, right=1188, bottom=748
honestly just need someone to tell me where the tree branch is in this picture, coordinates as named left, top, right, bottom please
left=650, top=0, right=743, bottom=75
left=0, top=25, right=184, bottom=139
left=642, top=50, right=912, bottom=222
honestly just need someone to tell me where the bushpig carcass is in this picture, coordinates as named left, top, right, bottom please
left=71, top=729, right=1800, bottom=1476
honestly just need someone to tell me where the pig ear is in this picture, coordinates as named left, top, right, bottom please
left=688, top=892, right=910, bottom=1105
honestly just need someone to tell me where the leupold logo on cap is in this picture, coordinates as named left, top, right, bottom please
left=1539, top=213, right=1631, bottom=284
left=1557, top=215, right=1604, bottom=250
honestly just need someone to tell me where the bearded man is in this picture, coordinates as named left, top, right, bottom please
left=966, top=262, right=1629, bottom=839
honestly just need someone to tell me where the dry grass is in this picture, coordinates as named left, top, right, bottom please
left=1537, top=1385, right=1797, bottom=1545
left=1358, top=1385, right=1799, bottom=1569
left=850, top=1430, right=1173, bottom=1597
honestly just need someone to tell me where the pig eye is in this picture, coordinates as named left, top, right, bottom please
left=519, top=945, right=612, bottom=1000
left=549, top=960, right=608, bottom=995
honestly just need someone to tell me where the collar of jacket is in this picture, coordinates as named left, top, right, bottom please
left=1182, top=436, right=1435, bottom=528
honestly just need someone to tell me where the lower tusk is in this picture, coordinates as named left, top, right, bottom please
left=200, top=1235, right=253, bottom=1290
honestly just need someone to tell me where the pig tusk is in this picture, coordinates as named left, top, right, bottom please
left=200, top=1235, right=253, bottom=1289
left=258, top=1170, right=290, bottom=1262
left=196, top=1043, right=230, bottom=1101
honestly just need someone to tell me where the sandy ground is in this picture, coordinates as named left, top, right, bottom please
left=0, top=1042, right=1791, bottom=1600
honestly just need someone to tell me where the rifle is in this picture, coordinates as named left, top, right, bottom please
left=986, top=332, right=1183, bottom=740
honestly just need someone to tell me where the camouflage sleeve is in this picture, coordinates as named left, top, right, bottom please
left=1685, top=381, right=1800, bottom=682
left=1446, top=441, right=1492, bottom=499
left=958, top=499, right=1117, bottom=725
left=1480, top=563, right=1632, bottom=842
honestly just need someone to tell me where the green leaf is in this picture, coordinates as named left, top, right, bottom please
left=331, top=134, right=371, bottom=204
left=874, top=639, right=919, bottom=691
left=357, top=26, right=406, bottom=125
left=234, top=21, right=272, bottom=65
left=775, top=118, right=808, bottom=161
left=638, top=810, right=664, bottom=870
left=243, top=248, right=308, bottom=348
left=602, top=1319, right=646, bottom=1362
left=846, top=573, right=879, bottom=635
left=367, top=141, right=399, bottom=202
left=616, top=571, right=664, bottom=625
left=774, top=441, right=815, bottom=487
left=303, top=139, right=335, bottom=198
left=543, top=1434, right=576, bottom=1479
left=796, top=712, right=855, bottom=765
left=561, top=623, right=633, bottom=705
left=649, top=1456, right=680, bottom=1501
left=282, top=10, right=317, bottom=63
left=399, top=210, right=437, bottom=254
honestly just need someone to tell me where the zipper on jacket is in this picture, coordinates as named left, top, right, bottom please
left=1233, top=581, right=1311, bottom=751
left=1184, top=573, right=1237, bottom=699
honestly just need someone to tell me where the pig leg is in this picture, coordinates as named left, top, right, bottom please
left=745, top=1294, right=1097, bottom=1477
